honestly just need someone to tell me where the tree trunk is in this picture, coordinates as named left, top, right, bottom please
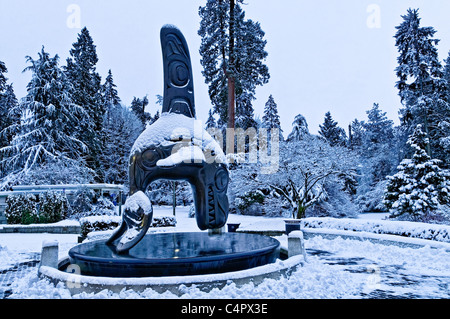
left=295, top=203, right=307, bottom=220
left=227, top=0, right=236, bottom=144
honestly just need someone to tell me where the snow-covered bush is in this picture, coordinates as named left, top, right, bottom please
left=69, top=187, right=96, bottom=217
left=188, top=203, right=195, bottom=218
left=38, top=191, right=70, bottom=223
left=80, top=215, right=177, bottom=237
left=309, top=179, right=359, bottom=218
left=91, top=197, right=116, bottom=216
left=80, top=215, right=121, bottom=237
left=5, top=191, right=69, bottom=224
left=5, top=193, right=38, bottom=225
left=146, top=180, right=193, bottom=206
left=356, top=180, right=389, bottom=213
left=236, top=190, right=265, bottom=215
left=228, top=160, right=283, bottom=217
left=302, top=217, right=450, bottom=243
left=151, top=216, right=177, bottom=228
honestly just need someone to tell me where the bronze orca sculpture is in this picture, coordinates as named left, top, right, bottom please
left=107, top=25, right=230, bottom=253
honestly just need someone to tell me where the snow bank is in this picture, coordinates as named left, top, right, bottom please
left=302, top=217, right=450, bottom=243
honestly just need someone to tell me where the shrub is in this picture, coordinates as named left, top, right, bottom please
left=5, top=194, right=38, bottom=225
left=91, top=197, right=116, bottom=216
left=188, top=203, right=196, bottom=218
left=70, top=187, right=95, bottom=217
left=5, top=191, right=70, bottom=225
left=236, top=191, right=265, bottom=215
left=80, top=215, right=121, bottom=237
left=38, top=191, right=70, bottom=223
left=80, top=215, right=177, bottom=237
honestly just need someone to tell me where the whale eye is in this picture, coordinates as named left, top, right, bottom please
left=215, top=167, right=229, bottom=192
left=142, top=150, right=160, bottom=167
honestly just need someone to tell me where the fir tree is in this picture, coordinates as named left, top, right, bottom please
left=348, top=119, right=364, bottom=151
left=319, top=111, right=347, bottom=147
left=394, top=8, right=449, bottom=162
left=98, top=69, right=122, bottom=181
left=362, top=103, right=397, bottom=183
left=0, top=62, right=20, bottom=175
left=65, top=27, right=104, bottom=174
left=101, top=69, right=121, bottom=111
left=101, top=105, right=143, bottom=185
left=65, top=27, right=103, bottom=131
left=262, top=94, right=283, bottom=139
left=384, top=125, right=449, bottom=222
left=198, top=0, right=269, bottom=129
left=287, top=114, right=309, bottom=142
left=235, top=92, right=257, bottom=130
left=440, top=52, right=450, bottom=164
left=0, top=84, right=20, bottom=147
left=356, top=104, right=398, bottom=200
left=206, top=109, right=217, bottom=129
left=0, top=47, right=88, bottom=173
left=0, top=62, right=18, bottom=148
left=0, top=61, right=7, bottom=92
left=131, top=96, right=150, bottom=128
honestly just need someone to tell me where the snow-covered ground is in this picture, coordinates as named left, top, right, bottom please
left=1, top=208, right=449, bottom=299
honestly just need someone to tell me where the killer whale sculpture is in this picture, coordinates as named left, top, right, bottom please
left=107, top=25, right=230, bottom=253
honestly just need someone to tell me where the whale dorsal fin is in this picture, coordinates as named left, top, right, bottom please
left=160, top=25, right=196, bottom=118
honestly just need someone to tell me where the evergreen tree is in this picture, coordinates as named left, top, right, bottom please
left=101, top=105, right=143, bottom=185
left=131, top=96, right=150, bottom=128
left=0, top=47, right=88, bottom=173
left=287, top=114, right=309, bottom=142
left=440, top=52, right=450, bottom=164
left=65, top=27, right=103, bottom=130
left=198, top=0, right=269, bottom=129
left=0, top=84, right=20, bottom=147
left=205, top=109, right=217, bottom=129
left=0, top=62, right=18, bottom=148
left=65, top=27, right=104, bottom=174
left=444, top=51, right=450, bottom=102
left=262, top=94, right=283, bottom=139
left=356, top=104, right=398, bottom=201
left=235, top=92, right=257, bottom=130
left=0, top=61, right=7, bottom=92
left=364, top=104, right=394, bottom=148
left=0, top=62, right=20, bottom=176
left=394, top=8, right=449, bottom=163
left=98, top=69, right=122, bottom=181
left=363, top=103, right=398, bottom=183
left=101, top=69, right=121, bottom=111
left=319, top=111, right=347, bottom=147
left=384, top=125, right=449, bottom=222
left=348, top=119, right=365, bottom=151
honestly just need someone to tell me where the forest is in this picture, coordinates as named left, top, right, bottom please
left=0, top=3, right=449, bottom=224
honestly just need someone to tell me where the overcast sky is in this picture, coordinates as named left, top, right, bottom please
left=1, top=0, right=450, bottom=135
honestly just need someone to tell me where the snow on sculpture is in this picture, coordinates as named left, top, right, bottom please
left=107, top=25, right=230, bottom=253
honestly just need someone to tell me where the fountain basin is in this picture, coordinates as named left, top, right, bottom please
left=68, top=232, right=280, bottom=277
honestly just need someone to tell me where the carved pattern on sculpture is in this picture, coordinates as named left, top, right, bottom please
left=107, top=25, right=230, bottom=253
